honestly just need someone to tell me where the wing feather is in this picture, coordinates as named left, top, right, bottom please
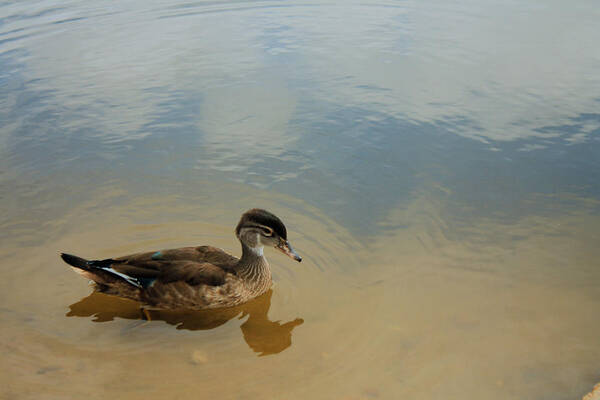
left=75, top=246, right=239, bottom=289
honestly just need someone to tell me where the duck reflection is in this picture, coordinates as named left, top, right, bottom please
left=67, top=290, right=303, bottom=356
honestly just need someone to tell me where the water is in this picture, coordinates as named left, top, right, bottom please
left=1, top=0, right=600, bottom=399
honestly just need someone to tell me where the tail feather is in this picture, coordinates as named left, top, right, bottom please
left=60, top=252, right=145, bottom=289
left=61, top=253, right=90, bottom=270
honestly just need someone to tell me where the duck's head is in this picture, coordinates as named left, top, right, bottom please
left=236, top=209, right=302, bottom=262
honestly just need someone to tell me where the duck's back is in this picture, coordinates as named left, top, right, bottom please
left=119, top=245, right=239, bottom=270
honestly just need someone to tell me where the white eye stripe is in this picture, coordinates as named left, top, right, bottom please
left=243, top=224, right=274, bottom=236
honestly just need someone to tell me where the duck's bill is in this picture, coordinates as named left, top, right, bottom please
left=277, top=240, right=302, bottom=262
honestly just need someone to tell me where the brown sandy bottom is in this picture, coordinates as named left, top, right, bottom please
left=1, top=188, right=599, bottom=400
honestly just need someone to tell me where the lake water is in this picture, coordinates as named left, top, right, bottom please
left=1, top=1, right=600, bottom=399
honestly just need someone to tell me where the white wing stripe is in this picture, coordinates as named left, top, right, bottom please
left=103, top=267, right=143, bottom=288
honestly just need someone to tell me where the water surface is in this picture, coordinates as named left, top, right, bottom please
left=1, top=1, right=600, bottom=399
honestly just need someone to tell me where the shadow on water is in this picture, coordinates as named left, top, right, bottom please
left=66, top=289, right=303, bottom=357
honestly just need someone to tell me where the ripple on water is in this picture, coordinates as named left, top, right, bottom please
left=0, top=184, right=373, bottom=399
left=2, top=0, right=600, bottom=399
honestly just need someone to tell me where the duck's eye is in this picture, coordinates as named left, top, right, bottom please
left=261, top=228, right=273, bottom=237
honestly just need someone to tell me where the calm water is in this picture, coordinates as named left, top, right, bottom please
left=1, top=0, right=600, bottom=399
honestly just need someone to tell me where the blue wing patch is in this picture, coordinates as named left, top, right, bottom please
left=135, top=276, right=157, bottom=289
left=151, top=251, right=163, bottom=260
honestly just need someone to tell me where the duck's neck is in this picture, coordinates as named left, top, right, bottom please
left=237, top=243, right=272, bottom=291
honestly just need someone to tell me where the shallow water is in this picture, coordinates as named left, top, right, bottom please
left=1, top=1, right=600, bottom=399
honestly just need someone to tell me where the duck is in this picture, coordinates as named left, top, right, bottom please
left=60, top=209, right=302, bottom=310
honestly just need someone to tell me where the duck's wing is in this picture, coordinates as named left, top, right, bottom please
left=62, top=248, right=236, bottom=290
left=116, top=246, right=239, bottom=272
left=85, top=258, right=230, bottom=288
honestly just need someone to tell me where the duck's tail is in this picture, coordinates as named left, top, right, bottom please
left=60, top=252, right=118, bottom=283
left=60, top=253, right=149, bottom=292
left=60, top=252, right=144, bottom=301
left=60, top=252, right=103, bottom=282
left=61, top=253, right=90, bottom=270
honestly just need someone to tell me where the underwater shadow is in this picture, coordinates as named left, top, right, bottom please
left=67, top=289, right=303, bottom=356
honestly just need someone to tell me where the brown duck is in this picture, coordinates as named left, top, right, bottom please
left=60, top=209, right=302, bottom=310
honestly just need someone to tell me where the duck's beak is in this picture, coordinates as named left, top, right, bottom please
left=277, top=240, right=302, bottom=262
